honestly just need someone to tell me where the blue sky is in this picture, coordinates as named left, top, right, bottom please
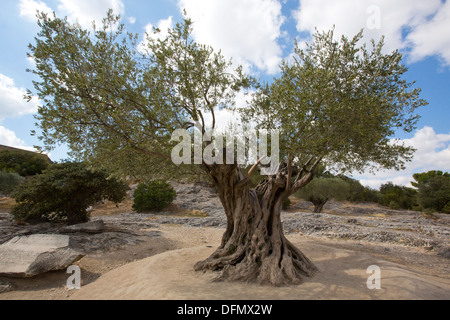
left=0, top=0, right=449, bottom=189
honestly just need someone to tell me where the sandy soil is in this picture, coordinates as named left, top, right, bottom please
left=70, top=226, right=449, bottom=300
left=1, top=224, right=448, bottom=300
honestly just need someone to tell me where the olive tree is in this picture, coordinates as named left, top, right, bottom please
left=27, top=11, right=426, bottom=285
left=295, top=178, right=350, bottom=213
left=412, top=171, right=450, bottom=212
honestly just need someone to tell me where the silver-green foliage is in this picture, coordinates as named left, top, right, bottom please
left=0, top=170, right=25, bottom=196
left=27, top=10, right=249, bottom=178
left=295, top=177, right=350, bottom=212
left=243, top=29, right=427, bottom=174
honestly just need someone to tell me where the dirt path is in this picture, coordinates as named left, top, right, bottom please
left=1, top=222, right=449, bottom=300
left=70, top=228, right=450, bottom=300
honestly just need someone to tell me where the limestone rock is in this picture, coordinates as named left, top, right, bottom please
left=0, top=281, right=14, bottom=293
left=61, top=220, right=105, bottom=234
left=0, top=234, right=84, bottom=277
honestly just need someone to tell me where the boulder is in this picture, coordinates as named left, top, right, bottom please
left=0, top=280, right=14, bottom=293
left=0, top=234, right=84, bottom=277
left=61, top=220, right=105, bottom=234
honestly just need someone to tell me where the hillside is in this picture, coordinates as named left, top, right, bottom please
left=0, top=182, right=449, bottom=299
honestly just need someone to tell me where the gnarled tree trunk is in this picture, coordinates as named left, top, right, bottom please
left=195, top=159, right=321, bottom=286
left=311, top=198, right=328, bottom=213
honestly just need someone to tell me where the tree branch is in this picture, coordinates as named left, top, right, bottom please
left=286, top=154, right=293, bottom=192
left=291, top=156, right=323, bottom=194
left=248, top=156, right=265, bottom=177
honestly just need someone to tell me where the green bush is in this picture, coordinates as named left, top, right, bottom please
left=295, top=177, right=349, bottom=213
left=11, top=162, right=128, bottom=224
left=0, top=149, right=50, bottom=176
left=133, top=180, right=176, bottom=212
left=0, top=170, right=25, bottom=196
left=412, top=172, right=450, bottom=213
left=379, top=182, right=417, bottom=210
left=388, top=200, right=400, bottom=210
left=282, top=198, right=291, bottom=210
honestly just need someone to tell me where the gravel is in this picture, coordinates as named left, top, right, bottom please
left=1, top=182, right=449, bottom=256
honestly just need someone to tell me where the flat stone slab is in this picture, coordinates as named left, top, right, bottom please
left=61, top=220, right=105, bottom=234
left=0, top=234, right=84, bottom=277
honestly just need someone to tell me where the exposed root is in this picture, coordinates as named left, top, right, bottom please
left=195, top=238, right=318, bottom=286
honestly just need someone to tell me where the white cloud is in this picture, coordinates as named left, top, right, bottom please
left=354, top=127, right=450, bottom=189
left=401, top=126, right=450, bottom=170
left=293, top=0, right=445, bottom=61
left=201, top=90, right=253, bottom=130
left=27, top=56, right=36, bottom=68
left=178, top=0, right=285, bottom=75
left=19, top=0, right=125, bottom=29
left=57, top=0, right=125, bottom=29
left=138, top=16, right=174, bottom=54
left=407, top=1, right=450, bottom=65
left=0, top=126, right=36, bottom=152
left=0, top=74, right=39, bottom=121
left=19, top=0, right=53, bottom=22
left=128, top=16, right=136, bottom=24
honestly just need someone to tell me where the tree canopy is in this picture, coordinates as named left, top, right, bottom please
left=0, top=148, right=51, bottom=176
left=295, top=177, right=349, bottom=213
left=243, top=29, right=427, bottom=174
left=379, top=182, right=417, bottom=210
left=27, top=10, right=250, bottom=179
left=412, top=171, right=450, bottom=212
left=27, top=12, right=426, bottom=180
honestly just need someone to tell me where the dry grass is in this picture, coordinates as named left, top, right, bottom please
left=394, top=227, right=419, bottom=233
left=165, top=204, right=209, bottom=218
left=0, top=197, right=16, bottom=212
left=342, top=202, right=380, bottom=209
left=182, top=209, right=209, bottom=218
left=370, top=213, right=393, bottom=218
left=90, top=198, right=134, bottom=217
left=90, top=200, right=209, bottom=219
left=422, top=212, right=439, bottom=220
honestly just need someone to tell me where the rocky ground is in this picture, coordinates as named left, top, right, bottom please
left=0, top=182, right=449, bottom=299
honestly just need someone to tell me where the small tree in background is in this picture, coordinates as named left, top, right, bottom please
left=412, top=171, right=450, bottom=213
left=338, top=175, right=380, bottom=203
left=132, top=180, right=176, bottom=212
left=12, top=162, right=128, bottom=224
left=295, top=178, right=350, bottom=213
left=0, top=171, right=25, bottom=196
left=379, top=182, right=417, bottom=210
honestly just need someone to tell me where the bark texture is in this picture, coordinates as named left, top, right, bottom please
left=195, top=160, right=320, bottom=286
left=311, top=199, right=328, bottom=213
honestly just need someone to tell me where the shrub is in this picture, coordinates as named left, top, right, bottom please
left=412, top=172, right=450, bottom=213
left=11, top=162, right=128, bottom=224
left=295, top=177, right=349, bottom=213
left=132, top=180, right=176, bottom=212
left=0, top=170, right=25, bottom=196
left=282, top=198, right=291, bottom=210
left=389, top=201, right=400, bottom=210
left=0, top=149, right=50, bottom=176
